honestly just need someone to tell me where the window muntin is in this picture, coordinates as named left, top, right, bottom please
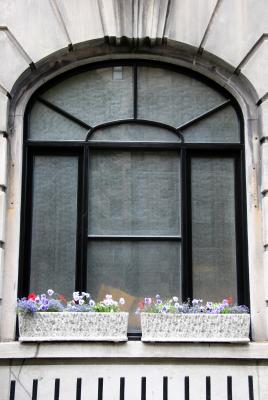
left=21, top=61, right=248, bottom=335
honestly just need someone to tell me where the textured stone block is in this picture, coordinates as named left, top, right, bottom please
left=0, top=94, right=8, bottom=132
left=260, top=101, right=268, bottom=140
left=243, top=40, right=268, bottom=99
left=264, top=250, right=268, bottom=300
left=0, top=0, right=67, bottom=63
left=0, top=135, right=7, bottom=188
left=205, top=0, right=268, bottom=68
left=18, top=312, right=129, bottom=342
left=263, top=196, right=268, bottom=246
left=0, top=247, right=4, bottom=299
left=0, top=191, right=6, bottom=243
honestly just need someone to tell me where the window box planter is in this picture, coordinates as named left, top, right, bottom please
left=18, top=312, right=129, bottom=342
left=141, top=313, right=250, bottom=343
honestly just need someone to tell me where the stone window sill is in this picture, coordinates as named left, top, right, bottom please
left=0, top=341, right=268, bottom=360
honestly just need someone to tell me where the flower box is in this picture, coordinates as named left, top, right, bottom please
left=141, top=313, right=250, bottom=343
left=18, top=312, right=129, bottom=342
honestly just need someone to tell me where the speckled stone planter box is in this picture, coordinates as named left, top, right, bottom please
left=19, top=312, right=129, bottom=342
left=141, top=313, right=250, bottom=343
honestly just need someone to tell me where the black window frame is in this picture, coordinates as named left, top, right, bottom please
left=18, top=60, right=250, bottom=338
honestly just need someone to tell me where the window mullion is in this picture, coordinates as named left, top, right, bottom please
left=75, top=145, right=88, bottom=292
left=181, top=148, right=192, bottom=301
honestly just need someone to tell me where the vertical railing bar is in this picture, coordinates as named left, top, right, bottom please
left=141, top=377, right=146, bottom=400
left=133, top=64, right=138, bottom=119
left=76, top=378, right=82, bottom=400
left=120, top=377, right=125, bottom=400
left=163, top=376, right=168, bottom=400
left=54, top=378, right=60, bottom=400
left=98, top=377, right=103, bottom=400
left=206, top=376, right=211, bottom=400
left=248, top=376, right=254, bottom=400
left=32, top=379, right=38, bottom=400
left=227, top=376, right=232, bottom=400
left=184, top=376, right=189, bottom=400
left=9, top=380, right=16, bottom=400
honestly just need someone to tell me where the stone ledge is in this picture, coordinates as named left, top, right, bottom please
left=0, top=341, right=268, bottom=360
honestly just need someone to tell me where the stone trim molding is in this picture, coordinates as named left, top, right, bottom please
left=97, top=0, right=171, bottom=43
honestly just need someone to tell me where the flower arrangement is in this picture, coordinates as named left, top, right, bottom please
left=137, top=295, right=249, bottom=315
left=17, top=290, right=128, bottom=342
left=17, top=289, right=125, bottom=314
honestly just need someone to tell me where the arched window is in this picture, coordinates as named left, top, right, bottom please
left=19, top=61, right=249, bottom=334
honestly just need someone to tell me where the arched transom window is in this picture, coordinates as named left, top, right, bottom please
left=20, top=61, right=248, bottom=334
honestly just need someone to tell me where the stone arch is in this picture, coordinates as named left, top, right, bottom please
left=1, top=39, right=265, bottom=341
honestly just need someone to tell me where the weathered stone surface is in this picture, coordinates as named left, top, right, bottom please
left=243, top=40, right=268, bottom=99
left=168, top=0, right=217, bottom=47
left=0, top=191, right=6, bottom=243
left=0, top=94, right=8, bottom=132
left=19, top=312, right=129, bottom=342
left=0, top=248, right=4, bottom=299
left=263, top=196, right=268, bottom=247
left=141, top=313, right=250, bottom=343
left=263, top=250, right=268, bottom=301
left=56, top=0, right=103, bottom=44
left=204, top=0, right=268, bottom=68
left=0, top=135, right=7, bottom=188
left=0, top=31, right=28, bottom=92
left=0, top=0, right=68, bottom=63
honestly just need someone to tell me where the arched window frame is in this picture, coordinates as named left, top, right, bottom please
left=18, top=59, right=250, bottom=337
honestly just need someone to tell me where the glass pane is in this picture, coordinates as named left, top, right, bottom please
left=87, top=240, right=181, bottom=331
left=183, top=106, right=240, bottom=143
left=90, top=123, right=180, bottom=142
left=88, top=150, right=181, bottom=235
left=29, top=101, right=87, bottom=141
left=191, top=157, right=237, bottom=303
left=41, top=66, right=133, bottom=127
left=138, top=66, right=226, bottom=128
left=30, top=156, right=78, bottom=294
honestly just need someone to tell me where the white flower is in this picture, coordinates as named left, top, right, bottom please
left=73, top=292, right=80, bottom=301
left=175, top=302, right=180, bottom=308
left=105, top=294, right=112, bottom=299
left=119, top=297, right=125, bottom=305
left=47, top=289, right=54, bottom=296
left=89, top=300, right=95, bottom=307
left=173, top=296, right=178, bottom=302
left=79, top=299, right=85, bottom=305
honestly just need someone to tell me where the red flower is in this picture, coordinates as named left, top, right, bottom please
left=58, top=294, right=67, bottom=303
left=226, top=296, right=233, bottom=305
left=138, top=301, right=144, bottom=309
left=28, top=292, right=37, bottom=301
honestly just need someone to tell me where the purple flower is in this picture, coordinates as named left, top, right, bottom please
left=144, top=297, right=152, bottom=305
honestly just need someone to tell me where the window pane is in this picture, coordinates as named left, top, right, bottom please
left=87, top=240, right=181, bottom=331
left=30, top=156, right=78, bottom=294
left=183, top=106, right=240, bottom=143
left=88, top=150, right=181, bottom=235
left=138, top=67, right=226, bottom=127
left=30, top=101, right=87, bottom=141
left=191, top=157, right=237, bottom=302
left=90, top=124, right=180, bottom=142
left=41, top=66, right=133, bottom=127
